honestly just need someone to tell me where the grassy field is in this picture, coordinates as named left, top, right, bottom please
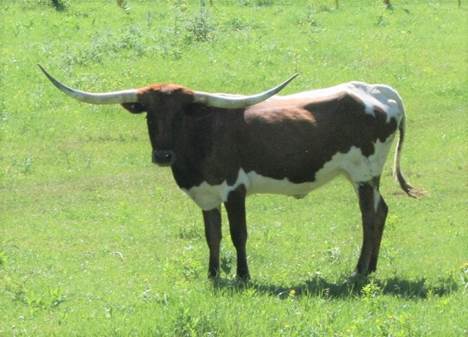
left=1, top=0, right=467, bottom=336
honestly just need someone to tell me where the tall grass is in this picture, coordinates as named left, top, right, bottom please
left=1, top=1, right=467, bottom=336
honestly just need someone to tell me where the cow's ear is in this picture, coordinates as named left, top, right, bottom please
left=121, top=102, right=146, bottom=114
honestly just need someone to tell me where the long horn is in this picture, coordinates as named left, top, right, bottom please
left=38, top=64, right=138, bottom=104
left=193, top=73, right=299, bottom=109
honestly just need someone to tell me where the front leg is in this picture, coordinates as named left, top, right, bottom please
left=202, top=208, right=222, bottom=279
left=224, top=187, right=250, bottom=280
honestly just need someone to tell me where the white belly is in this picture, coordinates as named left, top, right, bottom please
left=181, top=169, right=322, bottom=211
left=181, top=139, right=394, bottom=210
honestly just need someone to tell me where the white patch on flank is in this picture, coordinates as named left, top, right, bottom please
left=183, top=137, right=396, bottom=211
left=348, top=82, right=405, bottom=123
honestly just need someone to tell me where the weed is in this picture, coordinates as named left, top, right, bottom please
left=116, top=0, right=130, bottom=13
left=0, top=251, right=8, bottom=267
left=4, top=278, right=65, bottom=311
left=145, top=11, right=155, bottom=28
left=255, top=0, right=274, bottom=6
left=50, top=0, right=68, bottom=11
left=181, top=255, right=203, bottom=280
left=220, top=250, right=234, bottom=276
left=460, top=262, right=468, bottom=292
left=178, top=225, right=201, bottom=240
left=184, top=2, right=216, bottom=43
left=173, top=308, right=219, bottom=337
left=21, top=156, right=33, bottom=174
left=325, top=246, right=342, bottom=264
left=185, top=13, right=215, bottom=43
left=224, top=17, right=251, bottom=32
left=61, top=25, right=148, bottom=66
left=172, top=0, right=189, bottom=36
left=361, top=280, right=382, bottom=299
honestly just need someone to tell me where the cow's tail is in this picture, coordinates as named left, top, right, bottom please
left=392, top=104, right=425, bottom=198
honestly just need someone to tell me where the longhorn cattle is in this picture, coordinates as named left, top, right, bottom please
left=39, top=65, right=423, bottom=280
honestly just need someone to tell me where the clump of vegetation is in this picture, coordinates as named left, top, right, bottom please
left=185, top=6, right=216, bottom=43
left=0, top=250, right=8, bottom=267
left=50, top=0, right=68, bottom=11
left=173, top=0, right=216, bottom=43
left=237, top=0, right=274, bottom=6
left=116, top=0, right=130, bottom=12
left=384, top=0, right=393, bottom=10
left=173, top=308, right=219, bottom=337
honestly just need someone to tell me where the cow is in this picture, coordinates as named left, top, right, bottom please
left=39, top=65, right=424, bottom=280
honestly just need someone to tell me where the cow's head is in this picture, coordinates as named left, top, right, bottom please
left=121, top=84, right=194, bottom=166
left=38, top=65, right=297, bottom=166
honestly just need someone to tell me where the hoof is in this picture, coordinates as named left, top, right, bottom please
left=347, top=271, right=369, bottom=284
left=236, top=273, right=251, bottom=283
left=208, top=271, right=220, bottom=280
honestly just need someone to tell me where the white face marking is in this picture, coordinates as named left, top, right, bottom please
left=182, top=137, right=396, bottom=210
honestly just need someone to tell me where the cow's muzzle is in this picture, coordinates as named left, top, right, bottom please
left=152, top=150, right=175, bottom=166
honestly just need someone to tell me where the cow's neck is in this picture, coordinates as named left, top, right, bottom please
left=170, top=105, right=234, bottom=189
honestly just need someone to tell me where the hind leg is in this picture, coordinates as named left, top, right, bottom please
left=354, top=177, right=386, bottom=275
left=369, top=193, right=388, bottom=273
left=224, top=186, right=250, bottom=280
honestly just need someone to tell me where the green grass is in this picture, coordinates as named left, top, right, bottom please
left=1, top=1, right=467, bottom=336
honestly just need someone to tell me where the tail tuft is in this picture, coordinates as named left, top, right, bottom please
left=394, top=169, right=426, bottom=198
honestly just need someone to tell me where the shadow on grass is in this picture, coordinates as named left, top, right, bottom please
left=212, top=274, right=459, bottom=300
